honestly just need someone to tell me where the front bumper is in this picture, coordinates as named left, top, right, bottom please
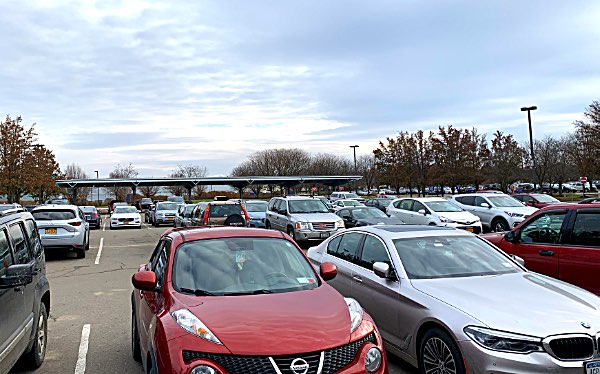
left=460, top=339, right=596, bottom=373
left=249, top=219, right=265, bottom=228
left=445, top=222, right=483, bottom=234
left=293, top=228, right=343, bottom=241
left=111, top=221, right=141, bottom=228
left=155, top=217, right=176, bottom=225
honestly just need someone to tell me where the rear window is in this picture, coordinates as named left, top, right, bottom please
left=209, top=204, right=243, bottom=217
left=157, top=203, right=178, bottom=210
left=32, top=209, right=76, bottom=220
left=81, top=207, right=96, bottom=212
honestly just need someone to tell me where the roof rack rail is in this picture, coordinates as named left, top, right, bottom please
left=0, top=208, right=27, bottom=216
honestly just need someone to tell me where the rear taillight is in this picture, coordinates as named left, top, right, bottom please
left=202, top=205, right=210, bottom=225
left=242, top=207, right=250, bottom=226
left=69, top=222, right=82, bottom=227
left=93, top=213, right=98, bottom=219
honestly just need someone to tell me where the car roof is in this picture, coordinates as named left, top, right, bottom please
left=346, top=225, right=470, bottom=239
left=342, top=206, right=380, bottom=210
left=0, top=210, right=34, bottom=224
left=452, top=193, right=508, bottom=197
left=33, top=204, right=78, bottom=210
left=208, top=201, right=242, bottom=205
left=164, top=226, right=286, bottom=242
left=276, top=196, right=321, bottom=200
left=539, top=203, right=600, bottom=211
left=395, top=197, right=448, bottom=202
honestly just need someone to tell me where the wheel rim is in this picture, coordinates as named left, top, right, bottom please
left=495, top=221, right=506, bottom=232
left=422, top=337, right=457, bottom=374
left=37, top=312, right=46, bottom=356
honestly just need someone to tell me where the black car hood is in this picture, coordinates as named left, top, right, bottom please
left=357, top=217, right=403, bottom=225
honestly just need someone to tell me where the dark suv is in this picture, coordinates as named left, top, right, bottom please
left=0, top=211, right=50, bottom=373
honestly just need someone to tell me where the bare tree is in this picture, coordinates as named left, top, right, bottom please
left=63, top=164, right=92, bottom=205
left=139, top=184, right=160, bottom=198
left=108, top=163, right=138, bottom=201
left=488, top=131, right=524, bottom=192
left=167, top=164, right=208, bottom=198
left=357, top=154, right=378, bottom=192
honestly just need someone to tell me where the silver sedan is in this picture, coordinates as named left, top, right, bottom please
left=307, top=225, right=600, bottom=374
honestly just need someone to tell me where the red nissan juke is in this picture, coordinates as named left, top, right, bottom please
left=131, top=227, right=388, bottom=374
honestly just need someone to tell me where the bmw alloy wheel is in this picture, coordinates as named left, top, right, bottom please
left=422, top=337, right=457, bottom=374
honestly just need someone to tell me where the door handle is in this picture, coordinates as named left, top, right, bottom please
left=352, top=275, right=363, bottom=283
left=539, top=250, right=554, bottom=257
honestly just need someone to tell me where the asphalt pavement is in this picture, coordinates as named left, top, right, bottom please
left=10, top=220, right=417, bottom=374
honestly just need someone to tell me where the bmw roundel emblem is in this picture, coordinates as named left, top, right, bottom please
left=581, top=321, right=591, bottom=329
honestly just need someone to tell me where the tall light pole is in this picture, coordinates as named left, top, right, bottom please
left=95, top=170, right=99, bottom=205
left=521, top=106, right=538, bottom=191
left=350, top=145, right=359, bottom=192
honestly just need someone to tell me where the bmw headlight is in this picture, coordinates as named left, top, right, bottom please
left=171, top=309, right=222, bottom=345
left=335, top=220, right=345, bottom=229
left=464, top=326, right=543, bottom=354
left=345, top=298, right=363, bottom=333
left=295, top=221, right=309, bottom=230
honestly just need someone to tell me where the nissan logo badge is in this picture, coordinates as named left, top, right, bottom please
left=290, top=358, right=309, bottom=374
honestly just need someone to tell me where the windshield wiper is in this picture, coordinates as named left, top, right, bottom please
left=223, top=289, right=273, bottom=296
left=179, top=287, right=217, bottom=296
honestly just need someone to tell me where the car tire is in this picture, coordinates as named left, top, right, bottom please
left=76, top=244, right=86, bottom=259
left=491, top=218, right=510, bottom=232
left=131, top=308, right=142, bottom=362
left=287, top=226, right=296, bottom=241
left=22, top=302, right=48, bottom=369
left=419, top=328, right=466, bottom=374
left=85, top=232, right=90, bottom=251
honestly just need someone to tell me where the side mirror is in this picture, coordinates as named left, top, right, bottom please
left=373, top=262, right=390, bottom=279
left=504, top=231, right=517, bottom=243
left=0, top=263, right=34, bottom=289
left=510, top=254, right=525, bottom=267
left=137, top=210, right=142, bottom=213
left=132, top=270, right=158, bottom=291
left=418, top=209, right=427, bottom=215
left=320, top=262, right=337, bottom=281
left=480, top=203, right=491, bottom=208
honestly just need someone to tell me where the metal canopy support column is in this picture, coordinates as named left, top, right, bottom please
left=187, top=186, right=193, bottom=202
left=132, top=181, right=140, bottom=205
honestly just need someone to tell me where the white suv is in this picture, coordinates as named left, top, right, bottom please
left=450, top=193, right=538, bottom=232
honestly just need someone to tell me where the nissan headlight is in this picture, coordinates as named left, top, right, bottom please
left=345, top=298, right=363, bottom=333
left=190, top=366, right=218, bottom=374
left=171, top=309, right=222, bottom=345
left=464, top=326, right=543, bottom=354
left=295, top=221, right=309, bottom=230
left=335, top=220, right=345, bottom=229
left=365, top=347, right=382, bottom=372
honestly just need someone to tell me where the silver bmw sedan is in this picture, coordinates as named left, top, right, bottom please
left=307, top=225, right=600, bottom=374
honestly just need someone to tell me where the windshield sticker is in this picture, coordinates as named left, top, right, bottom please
left=235, top=251, right=246, bottom=270
left=297, top=277, right=316, bottom=284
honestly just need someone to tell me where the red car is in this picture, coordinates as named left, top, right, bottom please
left=131, top=227, right=387, bottom=374
left=481, top=203, right=600, bottom=294
left=511, top=193, right=562, bottom=208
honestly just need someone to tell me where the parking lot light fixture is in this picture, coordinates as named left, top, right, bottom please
left=95, top=170, right=99, bottom=205
left=350, top=145, right=359, bottom=192
left=520, top=106, right=537, bottom=191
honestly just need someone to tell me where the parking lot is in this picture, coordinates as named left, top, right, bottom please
left=10, top=221, right=416, bottom=374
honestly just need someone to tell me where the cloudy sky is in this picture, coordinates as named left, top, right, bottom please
left=2, top=0, right=600, bottom=177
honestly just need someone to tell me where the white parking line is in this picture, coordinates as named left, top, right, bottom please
left=94, top=238, right=104, bottom=265
left=74, top=324, right=91, bottom=374
left=102, top=221, right=106, bottom=231
left=142, top=222, right=151, bottom=229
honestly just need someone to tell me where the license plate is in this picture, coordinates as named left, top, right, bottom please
left=123, top=221, right=129, bottom=225
left=465, top=227, right=474, bottom=232
left=167, top=217, right=174, bottom=221
left=585, top=360, right=600, bottom=374
left=85, top=215, right=91, bottom=220
left=320, top=232, right=330, bottom=238
left=45, top=228, right=57, bottom=234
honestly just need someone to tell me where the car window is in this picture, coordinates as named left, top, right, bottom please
left=570, top=211, right=600, bottom=247
left=455, top=196, right=475, bottom=206
left=394, top=235, right=520, bottom=279
left=333, top=233, right=363, bottom=262
left=209, top=204, right=243, bottom=218
left=426, top=201, right=463, bottom=212
left=513, top=195, right=524, bottom=202
left=157, top=202, right=178, bottom=210
left=173, top=237, right=319, bottom=295
left=338, top=209, right=350, bottom=219
left=487, top=195, right=523, bottom=207
left=519, top=211, right=567, bottom=244
left=288, top=200, right=328, bottom=213
left=412, top=201, right=427, bottom=213
left=398, top=199, right=413, bottom=211
left=9, top=223, right=30, bottom=264
left=327, top=235, right=342, bottom=255
left=474, top=196, right=488, bottom=206
left=32, top=209, right=77, bottom=220
left=152, top=243, right=169, bottom=288
left=0, top=229, right=13, bottom=278
left=360, top=235, right=392, bottom=271
left=24, top=219, right=41, bottom=254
